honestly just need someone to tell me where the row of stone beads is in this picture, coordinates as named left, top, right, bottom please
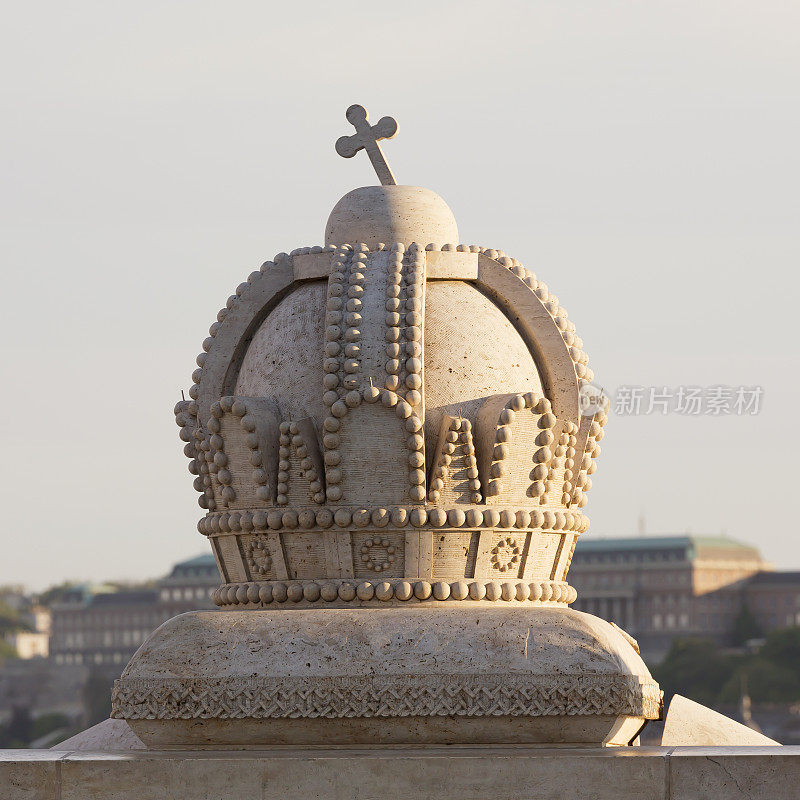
left=458, top=419, right=482, bottom=503
left=213, top=578, right=577, bottom=606
left=205, top=397, right=248, bottom=506
left=401, top=243, right=424, bottom=409
left=278, top=421, right=325, bottom=505
left=529, top=398, right=556, bottom=503
left=239, top=407, right=271, bottom=503
left=193, top=426, right=216, bottom=510
left=428, top=418, right=458, bottom=502
left=294, top=424, right=325, bottom=504
left=379, top=245, right=426, bottom=504
left=424, top=244, right=485, bottom=253
left=192, top=258, right=274, bottom=413
left=428, top=418, right=481, bottom=504
left=526, top=270, right=593, bottom=384
left=211, top=397, right=270, bottom=503
left=276, top=423, right=292, bottom=506
left=485, top=393, right=556, bottom=499
left=479, top=250, right=594, bottom=384
left=559, top=421, right=580, bottom=506
left=384, top=243, right=405, bottom=392
left=176, top=402, right=211, bottom=509
left=563, top=535, right=579, bottom=578
left=573, top=413, right=607, bottom=506
left=289, top=245, right=337, bottom=257
left=322, top=245, right=354, bottom=502
left=541, top=422, right=570, bottom=506
left=193, top=253, right=288, bottom=412
left=403, top=244, right=426, bottom=502
left=200, top=506, right=588, bottom=534
left=424, top=244, right=516, bottom=260
left=343, top=243, right=367, bottom=393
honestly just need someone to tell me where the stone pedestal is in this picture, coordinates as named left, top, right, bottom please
left=111, top=607, right=660, bottom=748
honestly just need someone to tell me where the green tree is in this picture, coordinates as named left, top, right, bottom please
left=0, top=706, right=34, bottom=748
left=31, top=712, right=71, bottom=741
left=760, top=627, right=800, bottom=677
left=729, top=602, right=762, bottom=646
left=0, top=638, right=18, bottom=662
left=36, top=582, right=77, bottom=607
left=652, top=638, right=736, bottom=706
left=0, top=601, right=32, bottom=637
left=82, top=670, right=114, bottom=727
left=717, top=658, right=800, bottom=704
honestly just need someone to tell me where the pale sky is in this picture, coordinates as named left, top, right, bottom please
left=1, top=1, right=798, bottom=590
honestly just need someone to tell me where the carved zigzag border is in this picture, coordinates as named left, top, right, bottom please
left=112, top=674, right=662, bottom=721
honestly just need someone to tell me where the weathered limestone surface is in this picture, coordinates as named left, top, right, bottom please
left=662, top=695, right=779, bottom=746
left=51, top=719, right=145, bottom=752
left=2, top=747, right=800, bottom=800
left=326, top=185, right=459, bottom=248
left=112, top=607, right=659, bottom=747
left=670, top=747, right=800, bottom=799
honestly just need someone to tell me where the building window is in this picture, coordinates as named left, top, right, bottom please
left=653, top=614, right=662, bottom=630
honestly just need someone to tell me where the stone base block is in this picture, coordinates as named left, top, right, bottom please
left=112, top=606, right=660, bottom=747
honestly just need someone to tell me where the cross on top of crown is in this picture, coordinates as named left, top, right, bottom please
left=335, top=104, right=398, bottom=186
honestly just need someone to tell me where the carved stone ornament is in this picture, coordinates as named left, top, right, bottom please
left=113, top=104, right=658, bottom=748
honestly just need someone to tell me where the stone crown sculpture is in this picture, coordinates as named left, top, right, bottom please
left=173, top=104, right=606, bottom=610
left=113, top=105, right=658, bottom=748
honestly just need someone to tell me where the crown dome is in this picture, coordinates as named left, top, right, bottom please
left=325, top=185, right=458, bottom=248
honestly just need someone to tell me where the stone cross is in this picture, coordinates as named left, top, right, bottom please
left=335, top=104, right=398, bottom=186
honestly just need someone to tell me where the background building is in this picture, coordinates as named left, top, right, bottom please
left=569, top=535, right=797, bottom=662
left=745, top=571, right=800, bottom=630
left=6, top=606, right=50, bottom=659
left=48, top=554, right=218, bottom=668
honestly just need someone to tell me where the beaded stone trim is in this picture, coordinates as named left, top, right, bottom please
left=112, top=673, right=662, bottom=721
left=211, top=578, right=577, bottom=607
left=198, top=506, right=589, bottom=535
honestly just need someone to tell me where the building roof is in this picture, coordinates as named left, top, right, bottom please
left=90, top=590, right=158, bottom=607
left=747, top=571, right=800, bottom=586
left=56, top=583, right=118, bottom=604
left=161, top=553, right=218, bottom=583
left=573, top=535, right=761, bottom=559
left=172, top=553, right=217, bottom=569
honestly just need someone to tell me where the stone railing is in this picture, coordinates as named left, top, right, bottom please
left=2, top=745, right=799, bottom=799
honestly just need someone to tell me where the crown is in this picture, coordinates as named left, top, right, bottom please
left=174, top=108, right=607, bottom=611
left=175, top=231, right=607, bottom=609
